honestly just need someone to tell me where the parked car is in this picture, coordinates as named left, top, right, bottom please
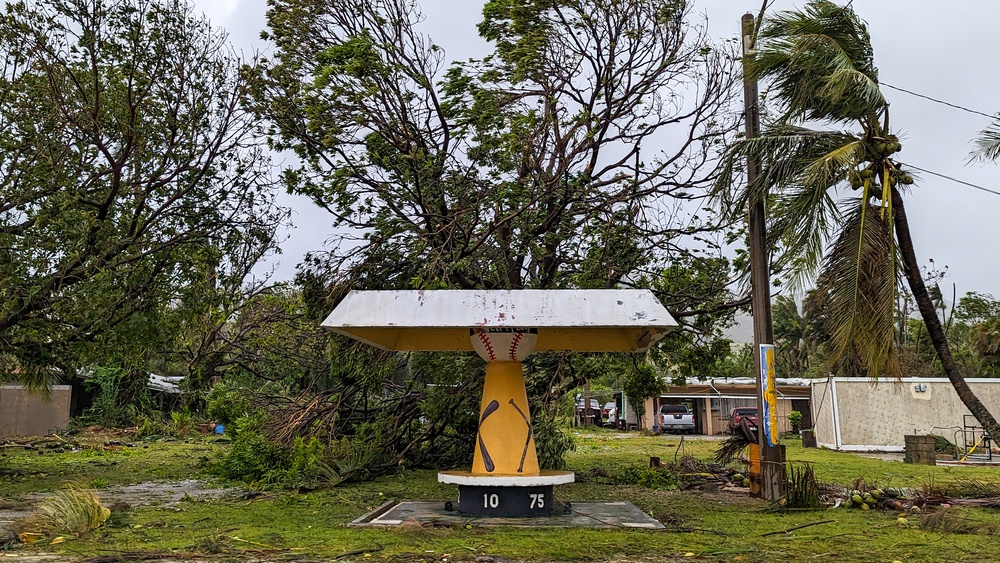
left=576, top=398, right=603, bottom=424
left=728, top=407, right=758, bottom=434
left=658, top=403, right=696, bottom=433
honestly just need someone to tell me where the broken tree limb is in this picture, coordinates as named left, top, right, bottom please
left=761, top=519, right=835, bottom=537
left=336, top=546, right=385, bottom=560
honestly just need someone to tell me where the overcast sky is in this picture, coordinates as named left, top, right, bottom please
left=192, top=0, right=1000, bottom=301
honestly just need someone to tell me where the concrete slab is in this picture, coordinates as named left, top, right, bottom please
left=350, top=500, right=665, bottom=529
left=938, top=458, right=1000, bottom=466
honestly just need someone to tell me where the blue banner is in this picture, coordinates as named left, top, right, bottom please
left=760, top=344, right=779, bottom=447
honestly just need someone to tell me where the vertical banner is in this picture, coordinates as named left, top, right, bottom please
left=759, top=344, right=779, bottom=447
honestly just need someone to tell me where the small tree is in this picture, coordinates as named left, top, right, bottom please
left=788, top=410, right=803, bottom=434
left=622, top=362, right=665, bottom=430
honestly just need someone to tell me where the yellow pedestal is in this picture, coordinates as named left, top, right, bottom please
left=471, top=361, right=539, bottom=476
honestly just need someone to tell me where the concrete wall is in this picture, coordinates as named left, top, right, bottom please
left=0, top=385, right=72, bottom=437
left=810, top=378, right=1000, bottom=451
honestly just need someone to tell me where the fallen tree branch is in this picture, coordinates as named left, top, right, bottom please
left=761, top=519, right=835, bottom=537
left=672, top=526, right=729, bottom=536
left=77, top=553, right=181, bottom=563
left=336, top=545, right=385, bottom=560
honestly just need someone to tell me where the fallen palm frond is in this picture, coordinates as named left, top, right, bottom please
left=944, top=478, right=1000, bottom=499
left=714, top=432, right=753, bottom=466
left=38, top=486, right=110, bottom=535
left=920, top=507, right=1000, bottom=536
left=948, top=497, right=1000, bottom=509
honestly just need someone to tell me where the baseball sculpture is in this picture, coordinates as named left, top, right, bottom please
left=322, top=290, right=676, bottom=516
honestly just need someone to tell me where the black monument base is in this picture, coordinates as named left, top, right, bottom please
left=455, top=484, right=555, bottom=517
left=437, top=469, right=575, bottom=518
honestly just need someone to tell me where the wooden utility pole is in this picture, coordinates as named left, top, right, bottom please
left=741, top=12, right=786, bottom=502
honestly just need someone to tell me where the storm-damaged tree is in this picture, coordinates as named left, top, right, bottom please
left=714, top=1, right=1000, bottom=438
left=236, top=0, right=741, bottom=478
left=255, top=0, right=738, bottom=294
left=0, top=0, right=286, bottom=389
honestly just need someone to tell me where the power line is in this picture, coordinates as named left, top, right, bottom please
left=902, top=163, right=1000, bottom=198
left=875, top=84, right=1000, bottom=197
left=882, top=82, right=996, bottom=120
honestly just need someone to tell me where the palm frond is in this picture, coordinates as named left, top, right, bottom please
left=921, top=507, right=1000, bottom=536
left=753, top=0, right=885, bottom=125
left=39, top=486, right=111, bottom=535
left=712, top=127, right=858, bottom=218
left=714, top=125, right=867, bottom=285
left=970, top=116, right=1000, bottom=163
left=770, top=187, right=841, bottom=287
left=817, top=202, right=900, bottom=379
left=0, top=356, right=59, bottom=395
left=819, top=66, right=886, bottom=120
left=799, top=137, right=865, bottom=192
left=762, top=129, right=861, bottom=283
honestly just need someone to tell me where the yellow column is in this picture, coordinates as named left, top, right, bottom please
left=703, top=397, right=714, bottom=435
left=471, top=361, right=539, bottom=476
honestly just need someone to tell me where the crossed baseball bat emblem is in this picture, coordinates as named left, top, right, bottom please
left=477, top=399, right=534, bottom=473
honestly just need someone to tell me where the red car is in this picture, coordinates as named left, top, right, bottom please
left=728, top=407, right=758, bottom=434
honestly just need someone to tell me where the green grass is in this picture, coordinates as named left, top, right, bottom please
left=4, top=428, right=1000, bottom=562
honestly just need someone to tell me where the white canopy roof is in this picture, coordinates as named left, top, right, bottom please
left=322, top=289, right=677, bottom=353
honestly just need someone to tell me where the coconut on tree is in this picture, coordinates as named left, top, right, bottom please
left=715, top=0, right=1000, bottom=438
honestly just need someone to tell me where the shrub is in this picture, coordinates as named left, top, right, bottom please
left=212, top=415, right=290, bottom=484
left=79, top=366, right=154, bottom=427
left=788, top=410, right=803, bottom=433
left=615, top=464, right=680, bottom=490
left=932, top=435, right=959, bottom=457
left=136, top=415, right=167, bottom=438
left=168, top=409, right=196, bottom=437
left=533, top=414, right=575, bottom=470
left=205, top=381, right=254, bottom=431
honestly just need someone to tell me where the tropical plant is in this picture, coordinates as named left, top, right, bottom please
left=622, top=361, right=665, bottom=429
left=788, top=410, right=803, bottom=433
left=714, top=1, right=1000, bottom=437
left=79, top=366, right=154, bottom=427
left=772, top=295, right=813, bottom=378
left=972, top=118, right=1000, bottom=163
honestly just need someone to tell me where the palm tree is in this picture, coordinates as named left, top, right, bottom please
left=715, top=0, right=1000, bottom=438
left=772, top=295, right=812, bottom=377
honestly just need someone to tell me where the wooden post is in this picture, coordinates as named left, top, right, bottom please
left=742, top=13, right=786, bottom=501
